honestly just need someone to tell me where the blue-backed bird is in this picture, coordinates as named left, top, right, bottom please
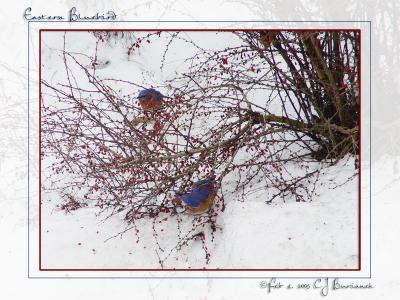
left=173, top=176, right=217, bottom=215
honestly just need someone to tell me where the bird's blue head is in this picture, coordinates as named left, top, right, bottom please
left=137, top=88, right=164, bottom=102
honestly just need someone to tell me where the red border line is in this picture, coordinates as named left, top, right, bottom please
left=40, top=28, right=360, bottom=32
left=39, top=29, right=43, bottom=270
left=39, top=29, right=362, bottom=272
left=357, top=30, right=362, bottom=270
left=40, top=268, right=357, bottom=271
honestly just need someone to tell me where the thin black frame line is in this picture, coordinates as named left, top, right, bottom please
left=26, top=20, right=371, bottom=23
left=28, top=275, right=373, bottom=280
left=28, top=22, right=368, bottom=276
left=369, top=20, right=372, bottom=279
left=28, top=20, right=30, bottom=279
left=29, top=20, right=372, bottom=279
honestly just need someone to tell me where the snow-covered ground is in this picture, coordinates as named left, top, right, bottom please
left=40, top=31, right=358, bottom=269
left=42, top=160, right=358, bottom=269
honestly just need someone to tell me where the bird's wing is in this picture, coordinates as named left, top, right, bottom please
left=180, top=188, right=210, bottom=207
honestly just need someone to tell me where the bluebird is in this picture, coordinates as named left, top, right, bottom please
left=174, top=176, right=217, bottom=215
left=137, top=88, right=164, bottom=111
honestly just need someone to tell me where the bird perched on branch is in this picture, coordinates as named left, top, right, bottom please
left=131, top=88, right=165, bottom=126
left=137, top=88, right=164, bottom=111
left=173, top=176, right=217, bottom=215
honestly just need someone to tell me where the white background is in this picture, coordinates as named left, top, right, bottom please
left=0, top=0, right=398, bottom=299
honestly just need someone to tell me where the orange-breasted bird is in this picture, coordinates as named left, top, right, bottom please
left=137, top=88, right=164, bottom=111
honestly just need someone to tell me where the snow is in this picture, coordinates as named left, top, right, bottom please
left=40, top=31, right=358, bottom=270
left=41, top=155, right=357, bottom=269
